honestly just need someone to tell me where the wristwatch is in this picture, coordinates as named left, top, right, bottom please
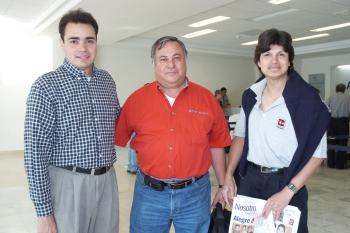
left=287, top=183, right=297, bottom=193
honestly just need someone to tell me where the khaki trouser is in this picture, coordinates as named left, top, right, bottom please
left=49, top=165, right=119, bottom=233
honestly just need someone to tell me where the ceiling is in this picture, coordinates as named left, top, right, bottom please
left=2, top=0, right=350, bottom=57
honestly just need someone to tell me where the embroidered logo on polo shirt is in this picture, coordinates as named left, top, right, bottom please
left=276, top=117, right=286, bottom=129
left=188, top=108, right=209, bottom=116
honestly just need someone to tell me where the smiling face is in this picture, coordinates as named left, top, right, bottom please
left=258, top=44, right=290, bottom=81
left=60, top=22, right=97, bottom=76
left=154, top=41, right=187, bottom=89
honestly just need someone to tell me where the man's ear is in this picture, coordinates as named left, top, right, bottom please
left=60, top=38, right=64, bottom=48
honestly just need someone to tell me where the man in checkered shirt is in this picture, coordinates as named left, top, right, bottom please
left=24, top=9, right=120, bottom=233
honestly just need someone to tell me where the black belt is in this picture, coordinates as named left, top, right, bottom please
left=248, top=161, right=284, bottom=174
left=143, top=173, right=205, bottom=191
left=60, top=166, right=111, bottom=175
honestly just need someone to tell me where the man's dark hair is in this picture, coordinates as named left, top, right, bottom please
left=151, top=36, right=188, bottom=62
left=254, top=28, right=294, bottom=74
left=336, top=83, right=346, bottom=93
left=59, top=8, right=98, bottom=41
left=220, top=87, right=227, bottom=91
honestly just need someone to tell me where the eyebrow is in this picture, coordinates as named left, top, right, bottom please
left=67, top=36, right=96, bottom=40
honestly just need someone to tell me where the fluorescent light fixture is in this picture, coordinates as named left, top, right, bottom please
left=337, top=65, right=350, bottom=69
left=241, top=40, right=258, bottom=46
left=182, top=29, right=216, bottom=38
left=310, top=22, right=350, bottom=32
left=269, top=0, right=291, bottom=4
left=252, top=8, right=297, bottom=22
left=189, top=16, right=230, bottom=28
left=293, top=33, right=329, bottom=41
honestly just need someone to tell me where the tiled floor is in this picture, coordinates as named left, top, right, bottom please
left=0, top=149, right=349, bottom=233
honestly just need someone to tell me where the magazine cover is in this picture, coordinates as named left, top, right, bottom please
left=228, top=195, right=300, bottom=233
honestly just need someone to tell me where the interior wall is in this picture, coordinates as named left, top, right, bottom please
left=0, top=41, right=255, bottom=151
left=300, top=53, right=350, bottom=100
left=332, top=66, right=350, bottom=96
left=96, top=45, right=255, bottom=106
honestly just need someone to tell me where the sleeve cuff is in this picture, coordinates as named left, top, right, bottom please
left=34, top=202, right=54, bottom=217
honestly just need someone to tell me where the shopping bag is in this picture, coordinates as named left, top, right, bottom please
left=208, top=203, right=231, bottom=233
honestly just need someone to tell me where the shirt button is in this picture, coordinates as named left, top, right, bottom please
left=170, top=128, right=174, bottom=132
left=169, top=146, right=173, bottom=150
left=171, top=112, right=176, bottom=116
left=168, top=165, right=172, bottom=168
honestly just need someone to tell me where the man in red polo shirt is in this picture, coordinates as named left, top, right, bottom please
left=115, top=36, right=231, bottom=233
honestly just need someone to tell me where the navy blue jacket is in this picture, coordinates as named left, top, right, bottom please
left=239, top=70, right=330, bottom=187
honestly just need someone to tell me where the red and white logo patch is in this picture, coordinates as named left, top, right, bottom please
left=276, top=118, right=286, bottom=129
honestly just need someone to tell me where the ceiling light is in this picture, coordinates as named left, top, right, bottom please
left=293, top=33, right=329, bottom=41
left=269, top=0, right=291, bottom=4
left=252, top=8, right=297, bottom=21
left=241, top=40, right=258, bottom=46
left=337, top=65, right=350, bottom=69
left=189, top=16, right=230, bottom=28
left=182, top=29, right=216, bottom=38
left=310, top=22, right=350, bottom=32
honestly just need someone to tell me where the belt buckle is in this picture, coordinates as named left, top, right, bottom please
left=90, top=168, right=96, bottom=175
left=169, top=179, right=192, bottom=189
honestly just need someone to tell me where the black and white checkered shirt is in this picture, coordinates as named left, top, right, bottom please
left=24, top=59, right=120, bottom=216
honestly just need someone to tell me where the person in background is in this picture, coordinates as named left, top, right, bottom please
left=24, top=9, right=120, bottom=233
left=326, top=83, right=350, bottom=169
left=215, top=89, right=223, bottom=107
left=221, top=87, right=231, bottom=119
left=222, top=28, right=330, bottom=233
left=115, top=36, right=231, bottom=233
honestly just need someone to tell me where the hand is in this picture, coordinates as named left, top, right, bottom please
left=221, top=174, right=237, bottom=207
left=262, top=187, right=294, bottom=220
left=37, top=215, right=57, bottom=233
left=211, top=188, right=225, bottom=208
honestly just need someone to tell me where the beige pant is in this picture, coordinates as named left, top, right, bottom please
left=49, top=166, right=119, bottom=233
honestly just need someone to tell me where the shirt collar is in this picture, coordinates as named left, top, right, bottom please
left=62, top=58, right=96, bottom=79
left=156, top=77, right=189, bottom=90
left=249, top=77, right=285, bottom=108
left=250, top=78, right=267, bottom=102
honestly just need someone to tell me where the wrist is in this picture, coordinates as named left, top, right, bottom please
left=286, top=182, right=298, bottom=194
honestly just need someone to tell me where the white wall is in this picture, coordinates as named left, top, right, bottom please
left=300, top=53, right=350, bottom=100
left=333, top=66, right=350, bottom=96
left=96, top=45, right=255, bottom=106
left=0, top=36, right=52, bottom=151
left=0, top=41, right=255, bottom=151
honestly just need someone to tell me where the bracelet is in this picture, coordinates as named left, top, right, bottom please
left=287, top=183, right=297, bottom=193
left=218, top=184, right=223, bottom=189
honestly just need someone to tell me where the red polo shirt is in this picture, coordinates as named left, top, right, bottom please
left=115, top=81, right=231, bottom=179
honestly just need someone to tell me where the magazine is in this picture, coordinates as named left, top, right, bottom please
left=228, top=195, right=300, bottom=233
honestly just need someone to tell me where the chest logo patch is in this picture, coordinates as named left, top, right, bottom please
left=276, top=117, right=286, bottom=129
